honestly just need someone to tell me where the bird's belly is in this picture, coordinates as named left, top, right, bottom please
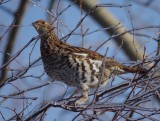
left=43, top=60, right=79, bottom=86
left=41, top=53, right=108, bottom=88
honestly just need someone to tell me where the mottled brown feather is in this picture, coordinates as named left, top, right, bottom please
left=32, top=20, right=147, bottom=105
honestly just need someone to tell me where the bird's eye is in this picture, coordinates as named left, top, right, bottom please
left=41, top=21, right=45, bottom=24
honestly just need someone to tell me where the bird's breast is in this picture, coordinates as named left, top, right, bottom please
left=40, top=44, right=106, bottom=88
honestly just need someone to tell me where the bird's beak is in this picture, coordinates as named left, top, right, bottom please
left=32, top=22, right=38, bottom=29
left=32, top=22, right=35, bottom=26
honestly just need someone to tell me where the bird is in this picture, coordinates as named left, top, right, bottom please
left=32, top=20, right=147, bottom=105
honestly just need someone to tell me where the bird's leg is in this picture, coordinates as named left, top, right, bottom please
left=75, top=90, right=88, bottom=105
left=100, top=69, right=111, bottom=87
left=75, top=83, right=89, bottom=105
left=67, top=89, right=80, bottom=105
left=100, top=78, right=109, bottom=87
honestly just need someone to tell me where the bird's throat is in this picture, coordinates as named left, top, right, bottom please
left=40, top=31, right=66, bottom=54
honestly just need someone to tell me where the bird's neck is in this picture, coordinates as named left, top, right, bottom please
left=40, top=31, right=66, bottom=51
left=41, top=31, right=58, bottom=41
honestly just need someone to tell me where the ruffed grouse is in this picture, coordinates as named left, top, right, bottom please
left=32, top=20, right=147, bottom=105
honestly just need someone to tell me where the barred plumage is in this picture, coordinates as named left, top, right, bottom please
left=32, top=20, right=147, bottom=105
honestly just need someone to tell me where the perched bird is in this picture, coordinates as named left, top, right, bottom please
left=32, top=20, right=147, bottom=105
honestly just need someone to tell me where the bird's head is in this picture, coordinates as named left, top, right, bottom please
left=32, top=20, right=53, bottom=34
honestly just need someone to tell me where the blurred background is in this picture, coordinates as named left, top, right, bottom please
left=0, top=0, right=160, bottom=120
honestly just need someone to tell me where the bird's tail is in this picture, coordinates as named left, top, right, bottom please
left=105, top=58, right=148, bottom=75
left=122, top=65, right=148, bottom=74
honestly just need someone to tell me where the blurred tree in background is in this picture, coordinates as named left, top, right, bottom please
left=0, top=0, right=160, bottom=120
